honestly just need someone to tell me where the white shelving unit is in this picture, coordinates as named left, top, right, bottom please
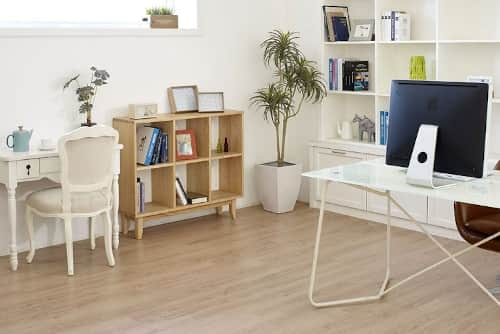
left=311, top=0, right=500, bottom=239
left=318, top=0, right=500, bottom=157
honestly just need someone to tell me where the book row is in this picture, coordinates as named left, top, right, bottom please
left=136, top=126, right=169, bottom=166
left=379, top=11, right=411, bottom=41
left=328, top=59, right=369, bottom=92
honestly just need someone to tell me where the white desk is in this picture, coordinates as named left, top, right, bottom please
left=303, top=159, right=500, bottom=308
left=0, top=147, right=122, bottom=271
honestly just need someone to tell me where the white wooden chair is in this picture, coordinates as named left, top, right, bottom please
left=25, top=125, right=118, bottom=275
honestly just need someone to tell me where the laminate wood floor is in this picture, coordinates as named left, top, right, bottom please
left=1, top=203, right=499, bottom=334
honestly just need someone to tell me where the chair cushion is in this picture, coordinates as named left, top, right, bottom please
left=26, top=187, right=109, bottom=214
left=466, top=213, right=500, bottom=236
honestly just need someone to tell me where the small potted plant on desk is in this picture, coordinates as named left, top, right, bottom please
left=251, top=30, right=326, bottom=213
left=146, top=6, right=178, bottom=29
left=64, top=66, right=110, bottom=127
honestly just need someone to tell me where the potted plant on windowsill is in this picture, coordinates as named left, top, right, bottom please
left=63, top=66, right=110, bottom=127
left=146, top=7, right=178, bottom=29
left=250, top=30, right=326, bottom=214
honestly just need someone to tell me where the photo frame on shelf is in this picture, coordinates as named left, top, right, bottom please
left=198, top=92, right=225, bottom=113
left=349, top=19, right=375, bottom=42
left=168, top=85, right=199, bottom=113
left=322, top=5, right=350, bottom=42
left=175, top=129, right=198, bottom=160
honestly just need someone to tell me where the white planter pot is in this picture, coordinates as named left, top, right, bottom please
left=256, top=162, right=303, bottom=213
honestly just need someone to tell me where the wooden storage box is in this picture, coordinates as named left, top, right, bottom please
left=150, top=15, right=179, bottom=29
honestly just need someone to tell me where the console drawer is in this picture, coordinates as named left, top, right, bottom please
left=16, top=159, right=40, bottom=180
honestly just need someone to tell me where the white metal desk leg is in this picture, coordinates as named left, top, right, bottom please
left=89, top=217, right=96, bottom=250
left=7, top=187, right=18, bottom=271
left=309, top=183, right=392, bottom=308
left=112, top=174, right=120, bottom=250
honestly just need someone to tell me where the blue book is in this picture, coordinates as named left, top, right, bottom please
left=145, top=128, right=160, bottom=166
left=332, top=16, right=349, bottom=41
left=160, top=134, right=168, bottom=163
left=380, top=111, right=385, bottom=145
left=385, top=111, right=390, bottom=143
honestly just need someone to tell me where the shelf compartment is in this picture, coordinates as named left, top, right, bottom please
left=215, top=113, right=243, bottom=154
left=149, top=119, right=175, bottom=163
left=439, top=0, right=500, bottom=41
left=211, top=151, right=242, bottom=160
left=214, top=156, right=243, bottom=199
left=376, top=43, right=436, bottom=94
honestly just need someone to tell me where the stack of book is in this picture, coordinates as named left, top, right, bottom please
left=379, top=111, right=390, bottom=145
left=328, top=59, right=369, bottom=91
left=136, top=178, right=145, bottom=213
left=380, top=11, right=411, bottom=41
left=136, top=126, right=168, bottom=166
left=175, top=177, right=208, bottom=206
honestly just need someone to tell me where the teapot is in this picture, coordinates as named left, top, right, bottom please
left=7, top=126, right=33, bottom=152
left=337, top=121, right=353, bottom=140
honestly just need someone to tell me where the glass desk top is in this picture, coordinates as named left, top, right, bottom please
left=303, top=159, right=500, bottom=209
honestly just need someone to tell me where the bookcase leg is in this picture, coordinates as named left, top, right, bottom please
left=121, top=214, right=129, bottom=236
left=229, top=200, right=237, bottom=220
left=216, top=206, right=224, bottom=216
left=135, top=218, right=144, bottom=240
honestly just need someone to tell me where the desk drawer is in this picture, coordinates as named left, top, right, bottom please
left=40, top=157, right=60, bottom=174
left=16, top=159, right=40, bottom=179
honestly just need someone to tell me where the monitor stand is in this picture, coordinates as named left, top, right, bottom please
left=406, top=124, right=445, bottom=188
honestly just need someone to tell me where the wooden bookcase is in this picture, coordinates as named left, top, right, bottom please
left=113, top=110, right=244, bottom=239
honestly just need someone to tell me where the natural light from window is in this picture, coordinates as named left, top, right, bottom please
left=0, top=0, right=197, bottom=29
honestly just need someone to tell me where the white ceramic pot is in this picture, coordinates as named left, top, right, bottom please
left=256, top=162, right=303, bottom=213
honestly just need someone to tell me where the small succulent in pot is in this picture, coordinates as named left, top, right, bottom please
left=63, top=66, right=110, bottom=127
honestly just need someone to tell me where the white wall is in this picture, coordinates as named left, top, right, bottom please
left=0, top=0, right=323, bottom=256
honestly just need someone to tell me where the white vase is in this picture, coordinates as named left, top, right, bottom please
left=256, top=162, right=303, bottom=213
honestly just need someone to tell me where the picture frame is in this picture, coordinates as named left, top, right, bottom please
left=349, top=19, right=375, bottom=42
left=322, top=5, right=350, bottom=42
left=198, top=92, right=225, bottom=113
left=175, top=129, right=198, bottom=160
left=168, top=85, right=199, bottom=113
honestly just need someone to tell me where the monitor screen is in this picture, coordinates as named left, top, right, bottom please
left=386, top=80, right=489, bottom=178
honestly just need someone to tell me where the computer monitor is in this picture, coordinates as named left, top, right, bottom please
left=386, top=80, right=490, bottom=179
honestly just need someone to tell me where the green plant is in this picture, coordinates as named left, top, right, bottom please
left=146, top=7, right=175, bottom=16
left=63, top=66, right=110, bottom=126
left=250, top=30, right=327, bottom=166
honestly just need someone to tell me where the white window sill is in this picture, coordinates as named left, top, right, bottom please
left=0, top=26, right=201, bottom=37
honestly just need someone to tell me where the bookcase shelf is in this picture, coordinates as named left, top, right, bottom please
left=320, top=0, right=500, bottom=151
left=113, top=110, right=244, bottom=240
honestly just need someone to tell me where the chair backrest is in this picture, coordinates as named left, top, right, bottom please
left=58, top=125, right=118, bottom=213
left=454, top=160, right=500, bottom=251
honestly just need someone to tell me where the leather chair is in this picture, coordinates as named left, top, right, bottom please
left=454, top=161, right=500, bottom=252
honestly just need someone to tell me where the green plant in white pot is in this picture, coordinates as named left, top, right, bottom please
left=251, top=30, right=326, bottom=213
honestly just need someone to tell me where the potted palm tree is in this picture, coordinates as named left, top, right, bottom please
left=251, top=30, right=326, bottom=213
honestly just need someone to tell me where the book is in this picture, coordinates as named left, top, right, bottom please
left=385, top=111, right=390, bottom=143
left=136, top=126, right=159, bottom=165
left=342, top=61, right=369, bottom=91
left=175, top=177, right=188, bottom=206
left=186, top=192, right=208, bottom=205
left=159, top=134, right=168, bottom=163
left=380, top=111, right=386, bottom=145
left=332, top=16, right=349, bottom=41
left=151, top=133, right=162, bottom=165
left=136, top=177, right=145, bottom=213
left=328, top=58, right=334, bottom=90
left=395, top=12, right=411, bottom=41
